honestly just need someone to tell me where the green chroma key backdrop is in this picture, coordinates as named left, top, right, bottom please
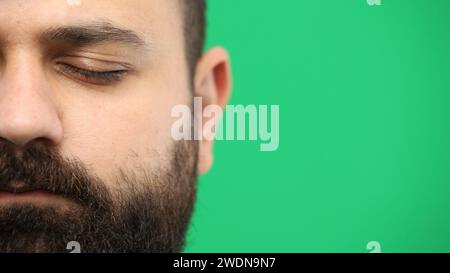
left=185, top=0, right=450, bottom=252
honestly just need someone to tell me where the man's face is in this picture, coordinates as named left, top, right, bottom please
left=0, top=0, right=201, bottom=252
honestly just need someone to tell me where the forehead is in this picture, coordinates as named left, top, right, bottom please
left=0, top=0, right=182, bottom=45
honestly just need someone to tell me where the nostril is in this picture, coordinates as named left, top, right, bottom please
left=25, top=137, right=57, bottom=150
left=0, top=137, right=15, bottom=148
left=0, top=137, right=24, bottom=158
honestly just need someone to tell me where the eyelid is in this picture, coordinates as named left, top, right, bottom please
left=54, top=62, right=128, bottom=85
left=55, top=56, right=130, bottom=72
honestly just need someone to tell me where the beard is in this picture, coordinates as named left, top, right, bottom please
left=0, top=139, right=198, bottom=253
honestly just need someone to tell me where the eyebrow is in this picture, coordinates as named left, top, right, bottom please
left=39, top=21, right=149, bottom=50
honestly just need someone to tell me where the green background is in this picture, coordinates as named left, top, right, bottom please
left=185, top=0, right=450, bottom=253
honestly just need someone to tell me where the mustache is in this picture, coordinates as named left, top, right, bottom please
left=0, top=140, right=112, bottom=210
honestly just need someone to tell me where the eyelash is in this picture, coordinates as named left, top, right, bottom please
left=57, top=63, right=128, bottom=84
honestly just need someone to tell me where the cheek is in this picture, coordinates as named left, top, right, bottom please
left=58, top=83, right=188, bottom=187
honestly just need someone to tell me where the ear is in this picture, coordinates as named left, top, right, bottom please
left=194, top=47, right=232, bottom=175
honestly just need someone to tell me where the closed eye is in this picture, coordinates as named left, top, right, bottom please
left=55, top=63, right=128, bottom=85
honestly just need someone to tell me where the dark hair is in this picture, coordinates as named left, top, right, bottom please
left=181, top=0, right=207, bottom=76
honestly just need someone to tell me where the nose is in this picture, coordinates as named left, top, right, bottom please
left=0, top=53, right=63, bottom=147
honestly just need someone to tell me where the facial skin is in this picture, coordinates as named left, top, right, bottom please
left=0, top=0, right=231, bottom=252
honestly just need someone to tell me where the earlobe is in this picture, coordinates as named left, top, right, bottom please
left=194, top=47, right=232, bottom=175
